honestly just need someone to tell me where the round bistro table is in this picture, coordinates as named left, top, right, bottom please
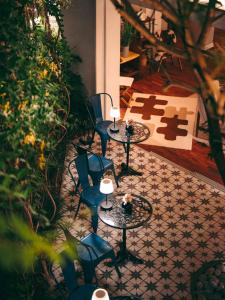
left=107, top=121, right=150, bottom=179
left=98, top=193, right=153, bottom=265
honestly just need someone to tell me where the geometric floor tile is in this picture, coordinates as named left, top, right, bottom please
left=59, top=136, right=225, bottom=300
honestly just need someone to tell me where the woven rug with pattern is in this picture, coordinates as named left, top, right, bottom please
left=57, top=137, right=225, bottom=300
left=123, top=93, right=198, bottom=150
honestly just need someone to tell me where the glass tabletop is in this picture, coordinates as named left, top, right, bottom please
left=98, top=193, right=153, bottom=230
left=107, top=121, right=150, bottom=144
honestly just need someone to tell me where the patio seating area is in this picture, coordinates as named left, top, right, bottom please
left=1, top=2, right=225, bottom=300
left=54, top=136, right=225, bottom=300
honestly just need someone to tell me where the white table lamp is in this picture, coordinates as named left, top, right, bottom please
left=91, top=288, right=109, bottom=300
left=100, top=178, right=114, bottom=210
left=110, top=107, right=120, bottom=133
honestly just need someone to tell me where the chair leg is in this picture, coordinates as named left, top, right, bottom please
left=91, top=130, right=96, bottom=144
left=120, top=87, right=132, bottom=107
left=91, top=208, right=98, bottom=233
left=81, top=262, right=96, bottom=284
left=74, top=179, right=80, bottom=195
left=100, top=137, right=107, bottom=157
left=90, top=172, right=102, bottom=186
left=157, top=57, right=164, bottom=72
left=74, top=198, right=81, bottom=220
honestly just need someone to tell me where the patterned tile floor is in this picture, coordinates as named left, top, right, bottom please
left=58, top=137, right=225, bottom=300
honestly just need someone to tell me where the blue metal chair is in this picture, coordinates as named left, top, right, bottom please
left=68, top=154, right=105, bottom=233
left=73, top=143, right=119, bottom=187
left=63, top=228, right=121, bottom=284
left=87, top=93, right=114, bottom=156
left=53, top=250, right=97, bottom=300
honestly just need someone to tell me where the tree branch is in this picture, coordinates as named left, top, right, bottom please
left=23, top=203, right=34, bottom=229
left=197, top=0, right=217, bottom=48
left=135, top=0, right=180, bottom=25
left=111, top=0, right=186, bottom=58
left=161, top=0, right=179, bottom=17
left=210, top=11, right=225, bottom=23
left=45, top=165, right=57, bottom=222
left=111, top=0, right=225, bottom=184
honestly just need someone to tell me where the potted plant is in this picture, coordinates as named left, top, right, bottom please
left=121, top=20, right=135, bottom=57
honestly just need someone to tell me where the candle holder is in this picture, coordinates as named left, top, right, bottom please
left=121, top=201, right=133, bottom=214
left=125, top=120, right=134, bottom=135
left=100, top=178, right=114, bottom=210
left=91, top=288, right=109, bottom=300
left=110, top=107, right=120, bottom=133
left=126, top=125, right=134, bottom=135
left=121, top=193, right=133, bottom=214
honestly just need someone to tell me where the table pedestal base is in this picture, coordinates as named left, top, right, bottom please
left=116, top=243, right=144, bottom=265
left=117, top=163, right=143, bottom=179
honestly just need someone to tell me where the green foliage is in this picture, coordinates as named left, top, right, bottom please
left=0, top=0, right=86, bottom=297
left=0, top=216, right=58, bottom=269
left=0, top=215, right=77, bottom=299
left=121, top=20, right=136, bottom=46
left=1, top=271, right=61, bottom=300
left=0, top=214, right=76, bottom=268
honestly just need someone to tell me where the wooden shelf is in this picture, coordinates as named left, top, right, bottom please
left=120, top=51, right=140, bottom=64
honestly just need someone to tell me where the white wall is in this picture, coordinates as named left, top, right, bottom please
left=96, top=0, right=120, bottom=119
left=63, top=0, right=96, bottom=95
left=63, top=0, right=120, bottom=119
left=96, top=0, right=105, bottom=95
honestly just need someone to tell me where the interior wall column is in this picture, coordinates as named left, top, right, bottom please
left=96, top=0, right=120, bottom=119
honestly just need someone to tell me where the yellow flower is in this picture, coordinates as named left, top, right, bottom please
left=38, top=153, right=46, bottom=170
left=3, top=101, right=10, bottom=110
left=49, top=62, right=58, bottom=73
left=40, top=140, right=45, bottom=152
left=39, top=59, right=45, bottom=65
left=0, top=93, right=7, bottom=98
left=18, top=100, right=28, bottom=111
left=39, top=69, right=48, bottom=79
left=45, top=91, right=49, bottom=97
left=1, top=101, right=11, bottom=116
left=24, top=133, right=36, bottom=146
left=38, top=55, right=47, bottom=66
left=15, top=158, right=20, bottom=169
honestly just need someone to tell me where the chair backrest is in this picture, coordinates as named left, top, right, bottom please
left=62, top=228, right=97, bottom=278
left=89, top=93, right=113, bottom=124
left=60, top=251, right=79, bottom=292
left=75, top=144, right=88, bottom=156
left=75, top=144, right=105, bottom=172
left=74, top=154, right=90, bottom=190
left=59, top=231, right=97, bottom=292
left=89, top=94, right=103, bottom=124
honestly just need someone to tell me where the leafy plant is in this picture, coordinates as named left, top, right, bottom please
left=121, top=20, right=135, bottom=47
left=0, top=0, right=87, bottom=298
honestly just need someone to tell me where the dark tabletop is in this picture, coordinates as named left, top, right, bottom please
left=107, top=121, right=150, bottom=144
left=98, top=193, right=153, bottom=230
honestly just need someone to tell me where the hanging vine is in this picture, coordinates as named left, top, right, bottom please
left=0, top=2, right=85, bottom=294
